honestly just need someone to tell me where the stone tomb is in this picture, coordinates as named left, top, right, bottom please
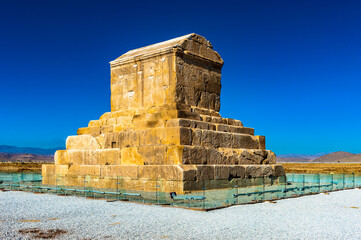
left=42, top=33, right=285, bottom=193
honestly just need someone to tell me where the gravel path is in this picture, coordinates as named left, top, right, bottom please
left=1, top=189, right=360, bottom=240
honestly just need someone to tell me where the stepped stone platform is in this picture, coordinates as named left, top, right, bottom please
left=42, top=33, right=285, bottom=193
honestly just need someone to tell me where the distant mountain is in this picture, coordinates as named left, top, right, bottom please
left=277, top=152, right=329, bottom=163
left=329, top=153, right=361, bottom=163
left=277, top=153, right=328, bottom=160
left=276, top=157, right=312, bottom=163
left=312, top=151, right=356, bottom=163
left=0, top=153, right=54, bottom=162
left=0, top=145, right=62, bottom=155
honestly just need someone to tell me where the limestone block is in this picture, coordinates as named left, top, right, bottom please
left=216, top=124, right=230, bottom=132
left=94, top=149, right=121, bottom=165
left=115, top=116, right=133, bottom=131
left=100, top=125, right=114, bottom=134
left=138, top=128, right=181, bottom=146
left=161, top=127, right=182, bottom=145
left=138, top=129, right=161, bottom=146
left=264, top=151, right=276, bottom=164
left=229, top=126, right=254, bottom=135
left=66, top=135, right=100, bottom=150
left=214, top=166, right=245, bottom=180
left=67, top=150, right=93, bottom=165
left=179, top=165, right=197, bottom=181
left=104, top=132, right=119, bottom=148
left=42, top=176, right=56, bottom=185
left=273, top=164, right=285, bottom=177
left=159, top=110, right=181, bottom=120
left=111, top=109, right=135, bottom=119
left=191, top=120, right=209, bottom=130
left=192, top=107, right=210, bottom=115
left=196, top=166, right=214, bottom=180
left=191, top=129, right=202, bottom=146
left=256, top=135, right=266, bottom=150
left=182, top=146, right=207, bottom=164
left=207, top=148, right=222, bottom=164
left=88, top=119, right=105, bottom=128
left=67, top=165, right=101, bottom=176
left=232, top=134, right=259, bottom=149
left=119, top=131, right=139, bottom=147
left=220, top=132, right=233, bottom=148
left=165, top=119, right=190, bottom=128
left=177, top=110, right=201, bottom=120
left=54, top=150, right=68, bottom=165
left=245, top=165, right=274, bottom=178
left=238, top=150, right=263, bottom=164
left=133, top=112, right=161, bottom=122
left=88, top=127, right=101, bottom=137
left=208, top=123, right=216, bottom=131
left=95, top=134, right=105, bottom=149
left=42, top=164, right=69, bottom=177
left=77, top=127, right=89, bottom=135
left=211, top=116, right=222, bottom=124
left=136, top=120, right=165, bottom=129
left=227, top=118, right=243, bottom=127
left=205, top=82, right=221, bottom=95
left=99, top=112, right=111, bottom=120
left=200, top=130, right=219, bottom=148
left=180, top=127, right=192, bottom=145
left=200, top=115, right=212, bottom=122
left=166, top=145, right=183, bottom=165
left=121, top=147, right=144, bottom=165
left=100, top=165, right=138, bottom=179
left=106, top=117, right=117, bottom=126
left=91, top=178, right=118, bottom=189
left=138, top=166, right=183, bottom=181
left=63, top=176, right=86, bottom=187
left=138, top=146, right=166, bottom=165
left=222, top=150, right=240, bottom=165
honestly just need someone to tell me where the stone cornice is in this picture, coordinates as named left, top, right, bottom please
left=110, top=46, right=224, bottom=68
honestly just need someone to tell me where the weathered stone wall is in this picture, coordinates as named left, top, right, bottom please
left=42, top=33, right=285, bottom=193
left=110, top=53, right=176, bottom=112
left=175, top=54, right=222, bottom=111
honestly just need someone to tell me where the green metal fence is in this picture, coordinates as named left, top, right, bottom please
left=1, top=172, right=360, bottom=210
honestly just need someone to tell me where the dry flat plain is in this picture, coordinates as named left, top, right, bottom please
left=2, top=162, right=361, bottom=175
left=282, top=163, right=361, bottom=174
left=0, top=162, right=49, bottom=173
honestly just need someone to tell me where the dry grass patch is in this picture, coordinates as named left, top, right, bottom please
left=281, top=163, right=361, bottom=174
left=19, top=228, right=67, bottom=239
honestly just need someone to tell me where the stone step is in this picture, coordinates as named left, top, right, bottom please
left=42, top=163, right=285, bottom=193
left=57, top=144, right=274, bottom=167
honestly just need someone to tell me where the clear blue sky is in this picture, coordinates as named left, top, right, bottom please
left=1, top=0, right=360, bottom=155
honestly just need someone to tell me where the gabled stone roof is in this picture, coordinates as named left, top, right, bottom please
left=110, top=33, right=223, bottom=66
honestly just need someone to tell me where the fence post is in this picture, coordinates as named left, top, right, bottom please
left=284, top=176, right=287, bottom=199
left=331, top=173, right=334, bottom=191
left=235, top=185, right=239, bottom=204
left=262, top=176, right=265, bottom=201
left=318, top=174, right=321, bottom=193
left=303, top=174, right=305, bottom=188
left=83, top=175, right=87, bottom=197
left=201, top=180, right=205, bottom=209
left=155, top=179, right=159, bottom=205
left=55, top=175, right=58, bottom=195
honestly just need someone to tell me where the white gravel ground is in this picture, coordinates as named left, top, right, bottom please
left=1, top=189, right=361, bottom=240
